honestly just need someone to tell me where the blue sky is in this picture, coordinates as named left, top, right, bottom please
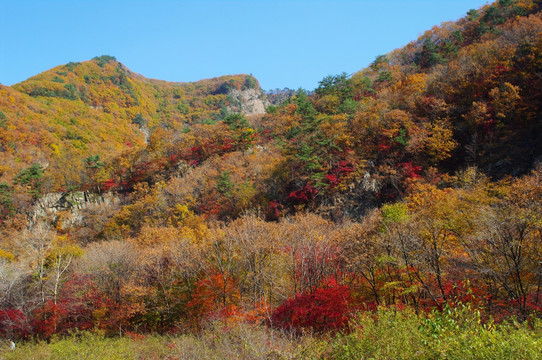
left=1, top=0, right=489, bottom=90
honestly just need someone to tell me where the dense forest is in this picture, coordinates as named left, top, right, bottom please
left=2, top=0, right=542, bottom=358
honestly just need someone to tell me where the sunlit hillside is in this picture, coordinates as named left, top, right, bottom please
left=1, top=1, right=542, bottom=357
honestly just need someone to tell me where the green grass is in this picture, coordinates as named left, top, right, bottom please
left=1, top=324, right=318, bottom=360
left=2, top=306, right=541, bottom=359
left=327, top=305, right=542, bottom=359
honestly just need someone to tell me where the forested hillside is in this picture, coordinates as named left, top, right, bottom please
left=0, top=56, right=263, bottom=193
left=1, top=0, right=542, bottom=355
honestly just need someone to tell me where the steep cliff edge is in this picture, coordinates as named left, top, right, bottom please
left=226, top=87, right=269, bottom=115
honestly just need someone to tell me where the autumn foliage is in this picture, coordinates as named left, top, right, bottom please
left=272, top=280, right=352, bottom=333
left=2, top=0, right=542, bottom=341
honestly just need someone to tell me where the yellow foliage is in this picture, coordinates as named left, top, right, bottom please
left=490, top=82, right=521, bottom=119
left=423, top=120, right=457, bottom=163
left=320, top=114, right=352, bottom=149
left=136, top=225, right=182, bottom=246
left=0, top=248, right=15, bottom=262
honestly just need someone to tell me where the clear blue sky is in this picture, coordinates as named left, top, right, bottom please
left=1, top=0, right=489, bottom=91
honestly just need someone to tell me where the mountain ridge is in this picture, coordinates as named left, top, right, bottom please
left=0, top=55, right=268, bottom=190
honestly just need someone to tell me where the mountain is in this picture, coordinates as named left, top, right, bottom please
left=1, top=0, right=542, bottom=343
left=0, top=56, right=268, bottom=191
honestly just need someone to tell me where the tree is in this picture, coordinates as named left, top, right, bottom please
left=461, top=169, right=542, bottom=319
left=45, top=237, right=83, bottom=305
left=21, top=221, right=56, bottom=306
left=315, top=72, right=353, bottom=101
left=223, top=215, right=283, bottom=306
left=341, top=211, right=387, bottom=305
left=414, top=39, right=446, bottom=69
left=0, top=183, right=14, bottom=218
left=14, top=164, right=44, bottom=198
left=281, top=214, right=340, bottom=294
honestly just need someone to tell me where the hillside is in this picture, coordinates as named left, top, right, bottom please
left=0, top=56, right=266, bottom=191
left=1, top=0, right=542, bottom=346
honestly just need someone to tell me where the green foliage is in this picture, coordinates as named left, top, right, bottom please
left=315, top=72, right=353, bottom=100
left=440, top=39, right=459, bottom=59
left=296, top=142, right=323, bottom=172
left=223, top=113, right=249, bottom=130
left=371, top=54, right=389, bottom=69
left=6, top=309, right=541, bottom=360
left=338, top=98, right=359, bottom=115
left=484, top=5, right=505, bottom=24
left=242, top=75, right=258, bottom=90
left=376, top=70, right=393, bottom=83
left=52, top=76, right=65, bottom=83
left=381, top=202, right=409, bottom=224
left=467, top=9, right=480, bottom=20
left=499, top=0, right=513, bottom=6
left=452, top=30, right=464, bottom=44
left=294, top=89, right=317, bottom=120
left=92, top=55, right=117, bottom=67
left=132, top=113, right=146, bottom=127
left=14, top=163, right=44, bottom=197
left=415, top=39, right=447, bottom=68
left=328, top=306, right=542, bottom=360
left=356, top=75, right=374, bottom=94
left=216, top=79, right=237, bottom=94
left=216, top=171, right=235, bottom=196
left=84, top=155, right=104, bottom=169
left=0, top=183, right=14, bottom=216
left=202, top=118, right=217, bottom=125
left=176, top=101, right=189, bottom=114
left=2, top=324, right=319, bottom=360
left=63, top=83, right=79, bottom=100
left=394, top=128, right=409, bottom=147
left=0, top=110, right=6, bottom=129
left=64, top=62, right=80, bottom=71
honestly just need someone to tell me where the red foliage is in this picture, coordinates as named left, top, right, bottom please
left=490, top=64, right=510, bottom=81
left=325, top=174, right=339, bottom=186
left=102, top=178, right=117, bottom=190
left=441, top=280, right=478, bottom=306
left=30, top=276, right=103, bottom=338
left=167, top=154, right=179, bottom=164
left=399, top=162, right=422, bottom=179
left=31, top=302, right=70, bottom=338
left=186, top=273, right=239, bottom=323
left=271, top=281, right=352, bottom=333
left=0, top=308, right=30, bottom=338
left=287, top=183, right=318, bottom=204
left=325, top=161, right=355, bottom=188
left=376, top=190, right=396, bottom=202
left=377, top=143, right=391, bottom=152
left=266, top=200, right=282, bottom=221
left=336, top=160, right=354, bottom=174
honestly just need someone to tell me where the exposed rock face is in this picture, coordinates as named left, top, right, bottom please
left=227, top=88, right=269, bottom=116
left=29, top=191, right=119, bottom=227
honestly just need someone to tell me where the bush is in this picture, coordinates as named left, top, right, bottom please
left=327, top=305, right=542, bottom=359
left=272, top=282, right=352, bottom=333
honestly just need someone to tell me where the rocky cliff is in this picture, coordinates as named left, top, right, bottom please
left=227, top=88, right=269, bottom=115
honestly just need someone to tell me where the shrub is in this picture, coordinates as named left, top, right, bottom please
left=272, top=282, right=352, bottom=333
